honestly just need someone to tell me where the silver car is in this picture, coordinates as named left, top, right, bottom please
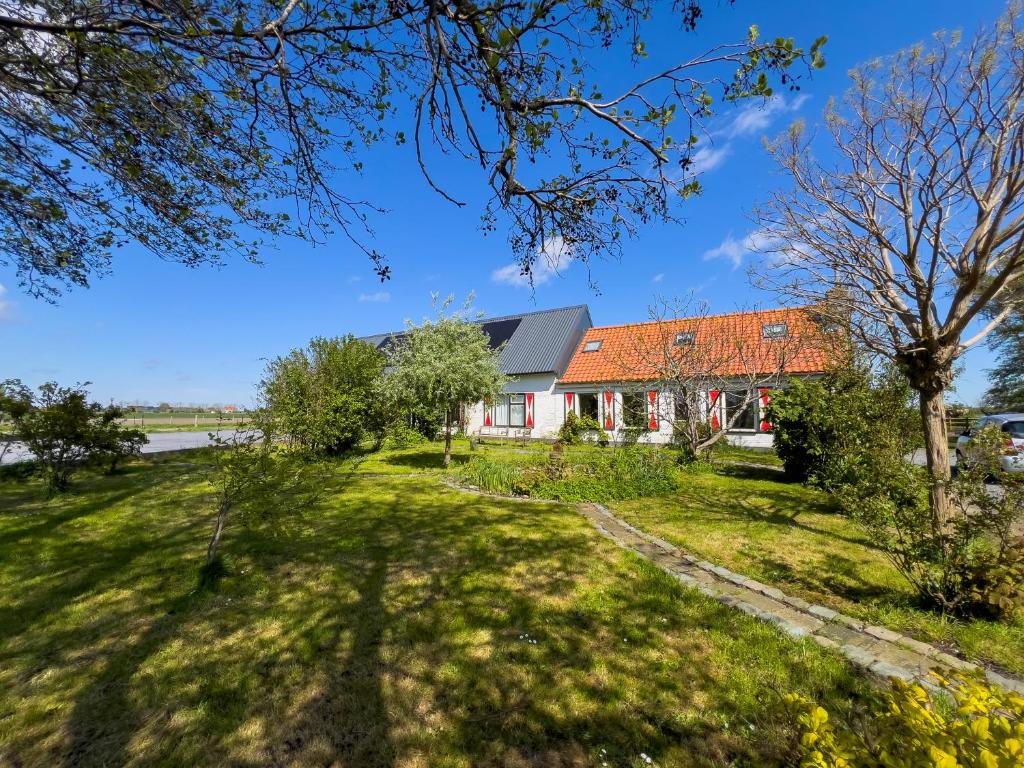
left=956, top=413, right=1024, bottom=473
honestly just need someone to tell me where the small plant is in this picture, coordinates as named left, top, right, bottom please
left=846, top=425, right=1024, bottom=618
left=558, top=411, right=609, bottom=445
left=785, top=672, right=1024, bottom=767
left=385, top=422, right=428, bottom=450
left=204, top=421, right=321, bottom=581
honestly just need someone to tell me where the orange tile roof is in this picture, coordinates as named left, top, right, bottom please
left=560, top=306, right=834, bottom=384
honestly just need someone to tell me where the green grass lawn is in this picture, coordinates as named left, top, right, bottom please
left=608, top=463, right=1024, bottom=677
left=0, top=452, right=871, bottom=767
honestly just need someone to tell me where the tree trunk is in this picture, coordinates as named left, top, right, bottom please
left=443, top=407, right=452, bottom=468
left=206, top=500, right=230, bottom=566
left=918, top=387, right=951, bottom=532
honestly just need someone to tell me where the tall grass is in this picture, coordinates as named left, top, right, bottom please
left=457, top=447, right=680, bottom=502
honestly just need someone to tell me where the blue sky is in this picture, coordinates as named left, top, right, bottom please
left=0, top=0, right=1008, bottom=407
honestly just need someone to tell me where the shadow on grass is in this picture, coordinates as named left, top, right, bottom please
left=2, top=466, right=869, bottom=767
left=379, top=449, right=470, bottom=471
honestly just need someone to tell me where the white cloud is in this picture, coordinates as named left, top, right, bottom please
left=346, top=275, right=362, bottom=284
left=0, top=284, right=12, bottom=320
left=689, top=144, right=732, bottom=175
left=652, top=273, right=664, bottom=284
left=492, top=236, right=573, bottom=288
left=702, top=231, right=780, bottom=269
left=687, top=94, right=811, bottom=178
left=726, top=94, right=811, bottom=139
left=358, top=291, right=391, bottom=303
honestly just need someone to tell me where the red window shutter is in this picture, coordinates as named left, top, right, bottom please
left=759, top=388, right=772, bottom=432
left=647, top=390, right=659, bottom=430
left=603, top=390, right=615, bottom=430
left=709, top=390, right=721, bottom=430
left=525, top=393, right=534, bottom=428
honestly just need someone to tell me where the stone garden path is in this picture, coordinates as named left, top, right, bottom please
left=577, top=501, right=1024, bottom=695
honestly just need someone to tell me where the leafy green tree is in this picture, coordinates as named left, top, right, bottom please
left=0, top=378, right=32, bottom=464
left=12, top=381, right=149, bottom=493
left=386, top=296, right=507, bottom=467
left=89, top=408, right=147, bottom=474
left=767, top=363, right=918, bottom=487
left=984, top=287, right=1024, bottom=410
left=1, top=2, right=824, bottom=299
left=260, top=335, right=386, bottom=455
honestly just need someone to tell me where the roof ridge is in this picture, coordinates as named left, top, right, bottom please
left=583, top=305, right=816, bottom=333
left=363, top=304, right=590, bottom=339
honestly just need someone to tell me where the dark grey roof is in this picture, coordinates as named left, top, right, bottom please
left=360, top=304, right=592, bottom=377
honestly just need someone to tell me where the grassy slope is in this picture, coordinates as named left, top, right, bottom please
left=0, top=453, right=868, bottom=768
left=609, top=464, right=1024, bottom=676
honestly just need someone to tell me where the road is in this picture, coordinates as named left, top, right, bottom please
left=908, top=447, right=958, bottom=468
left=1, top=430, right=233, bottom=465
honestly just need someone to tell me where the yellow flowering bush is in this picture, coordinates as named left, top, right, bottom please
left=785, top=673, right=1024, bottom=767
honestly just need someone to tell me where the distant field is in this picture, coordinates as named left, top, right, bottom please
left=118, top=414, right=248, bottom=433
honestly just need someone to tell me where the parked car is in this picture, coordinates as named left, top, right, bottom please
left=956, top=413, right=1024, bottom=473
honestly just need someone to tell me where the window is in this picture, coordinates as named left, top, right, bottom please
left=509, top=393, right=526, bottom=427
left=674, top=390, right=691, bottom=423
left=724, top=390, right=756, bottom=431
left=674, top=331, right=696, bottom=346
left=583, top=340, right=603, bottom=352
left=578, top=392, right=599, bottom=421
left=622, top=392, right=647, bottom=429
left=492, top=395, right=509, bottom=427
left=1002, top=421, right=1024, bottom=438
left=762, top=322, right=788, bottom=340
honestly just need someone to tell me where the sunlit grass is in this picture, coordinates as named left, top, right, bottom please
left=609, top=463, right=1024, bottom=676
left=0, top=452, right=871, bottom=767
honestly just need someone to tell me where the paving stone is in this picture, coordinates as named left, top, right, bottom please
left=807, top=604, right=839, bottom=622
left=779, top=594, right=814, bottom=612
left=863, top=624, right=906, bottom=644
left=869, top=659, right=917, bottom=682
left=986, top=670, right=1024, bottom=695
left=569, top=498, right=1024, bottom=694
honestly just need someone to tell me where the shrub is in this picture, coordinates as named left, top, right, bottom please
left=768, top=364, right=918, bottom=488
left=12, top=382, right=150, bottom=494
left=558, top=411, right=608, bottom=445
left=384, top=422, right=428, bottom=450
left=786, top=672, right=1024, bottom=767
left=260, top=335, right=386, bottom=456
left=845, top=425, right=1024, bottom=618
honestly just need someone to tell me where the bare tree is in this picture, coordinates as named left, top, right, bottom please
left=754, top=9, right=1024, bottom=528
left=0, top=2, right=824, bottom=300
left=612, top=297, right=828, bottom=457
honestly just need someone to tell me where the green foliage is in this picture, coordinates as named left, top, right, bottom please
left=2, top=3, right=825, bottom=300
left=458, top=446, right=679, bottom=502
left=984, top=284, right=1024, bottom=410
left=385, top=295, right=506, bottom=465
left=768, top=364, right=918, bottom=487
left=847, top=425, right=1024, bottom=618
left=205, top=423, right=322, bottom=570
left=11, top=381, right=149, bottom=494
left=384, top=422, right=429, bottom=450
left=0, top=378, right=32, bottom=463
left=786, top=672, right=1024, bottom=767
left=557, top=411, right=608, bottom=445
left=260, top=335, right=387, bottom=456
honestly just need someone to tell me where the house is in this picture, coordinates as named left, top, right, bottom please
left=555, top=307, right=832, bottom=448
left=363, top=305, right=593, bottom=439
